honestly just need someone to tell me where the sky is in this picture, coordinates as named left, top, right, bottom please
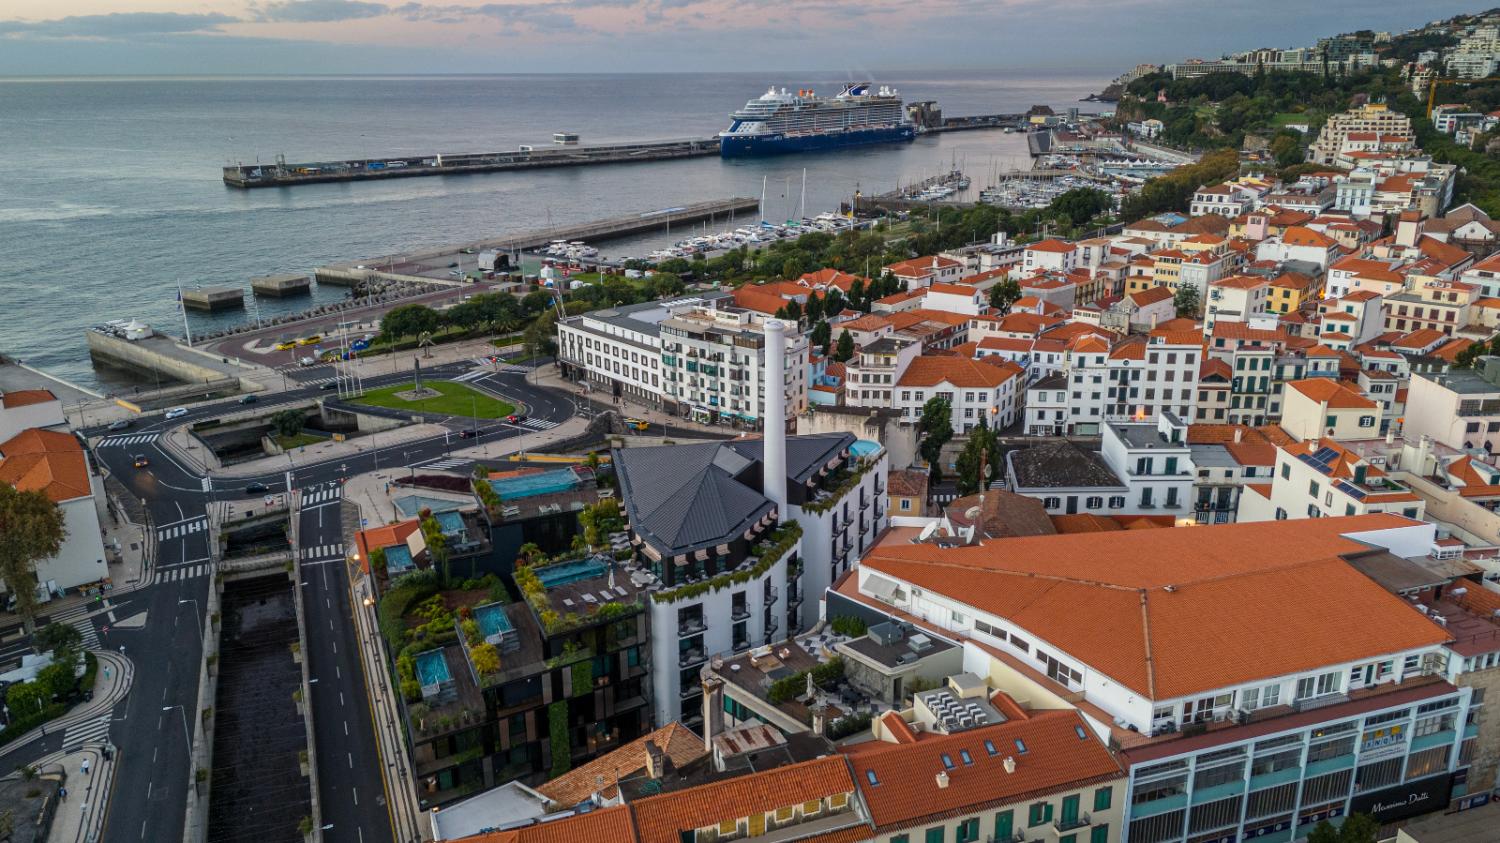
left=0, top=0, right=1483, bottom=75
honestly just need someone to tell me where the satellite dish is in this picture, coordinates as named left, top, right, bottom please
left=917, top=522, right=938, bottom=542
left=965, top=507, right=982, bottom=520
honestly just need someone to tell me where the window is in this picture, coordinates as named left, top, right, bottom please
left=941, top=753, right=955, bottom=769
left=959, top=749, right=973, bottom=765
left=1109, top=496, right=1125, bottom=509
left=1086, top=496, right=1103, bottom=509
left=1043, top=497, right=1061, bottom=510
left=1090, top=827, right=1109, bottom=843
left=1359, top=415, right=1375, bottom=428
left=926, top=828, right=945, bottom=843
left=865, top=770, right=879, bottom=786
left=1027, top=802, right=1053, bottom=827
left=1015, top=738, right=1029, bottom=754
left=892, top=836, right=909, bottom=843
left=956, top=818, right=980, bottom=843
left=984, top=740, right=998, bottom=756
left=1094, top=787, right=1113, bottom=811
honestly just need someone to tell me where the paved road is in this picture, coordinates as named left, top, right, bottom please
left=85, top=358, right=578, bottom=843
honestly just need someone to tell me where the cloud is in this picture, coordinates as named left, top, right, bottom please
left=250, top=0, right=389, bottom=23
left=0, top=12, right=236, bottom=38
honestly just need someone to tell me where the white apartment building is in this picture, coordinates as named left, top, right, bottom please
left=843, top=335, right=920, bottom=409
left=1205, top=275, right=1270, bottom=332
left=894, top=356, right=1024, bottom=433
left=1022, top=239, right=1079, bottom=274
left=1404, top=360, right=1500, bottom=452
left=1307, top=103, right=1415, bottom=165
left=851, top=514, right=1475, bottom=843
left=1238, top=439, right=1425, bottom=522
left=1024, top=335, right=1201, bottom=436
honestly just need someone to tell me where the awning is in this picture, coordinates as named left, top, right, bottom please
left=673, top=554, right=689, bottom=567
left=694, top=548, right=709, bottom=561
left=716, top=544, right=731, bottom=557
left=743, top=528, right=756, bottom=541
left=641, top=544, right=662, bottom=562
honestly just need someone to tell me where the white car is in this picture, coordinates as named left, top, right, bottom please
left=164, top=407, right=188, bottom=420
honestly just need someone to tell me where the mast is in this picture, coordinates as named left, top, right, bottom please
left=760, top=175, right=767, bottom=223
left=800, top=168, right=807, bottom=221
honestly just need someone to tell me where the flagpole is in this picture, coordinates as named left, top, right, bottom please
left=176, top=282, right=194, bottom=346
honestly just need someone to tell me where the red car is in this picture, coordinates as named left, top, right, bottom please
left=506, top=414, right=526, bottom=424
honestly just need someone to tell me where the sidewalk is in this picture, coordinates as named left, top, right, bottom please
left=37, top=742, right=116, bottom=843
left=527, top=363, right=737, bottom=439
left=160, top=418, right=457, bottom=480
left=0, top=650, right=133, bottom=766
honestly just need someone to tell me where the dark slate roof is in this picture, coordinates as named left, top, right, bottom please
left=723, top=432, right=854, bottom=486
left=611, top=433, right=854, bottom=557
left=613, top=442, right=771, bottom=558
left=1007, top=441, right=1123, bottom=490
left=944, top=490, right=1057, bottom=539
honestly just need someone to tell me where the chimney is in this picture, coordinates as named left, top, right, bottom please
left=1233, top=428, right=1244, bottom=443
left=935, top=771, right=950, bottom=789
left=763, top=319, right=788, bottom=510
left=644, top=740, right=664, bottom=779
left=1003, top=756, right=1017, bottom=774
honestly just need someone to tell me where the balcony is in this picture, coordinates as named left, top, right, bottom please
left=679, top=683, right=703, bottom=700
left=764, top=586, right=779, bottom=606
left=733, top=638, right=750, bottom=652
left=679, top=647, right=708, bottom=669
left=1054, top=815, right=1091, bottom=833
left=677, top=617, right=707, bottom=637
left=731, top=605, right=751, bottom=622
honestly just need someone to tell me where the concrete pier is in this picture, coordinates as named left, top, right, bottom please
left=182, top=286, right=246, bottom=312
left=251, top=274, right=312, bottom=298
left=85, top=328, right=260, bottom=394
left=223, top=137, right=720, bottom=189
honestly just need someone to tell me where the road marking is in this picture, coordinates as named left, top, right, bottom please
left=156, top=518, right=207, bottom=541
left=97, top=434, right=160, bottom=448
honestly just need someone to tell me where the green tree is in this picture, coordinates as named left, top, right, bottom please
left=918, top=397, right=954, bottom=482
left=1049, top=188, right=1111, bottom=226
left=443, top=300, right=487, bottom=331
left=954, top=424, right=1000, bottom=496
left=379, top=303, right=440, bottom=343
left=989, top=278, right=1022, bottom=315
left=36, top=653, right=77, bottom=700
left=0, top=486, right=66, bottom=632
left=5, top=681, right=47, bottom=717
left=33, top=622, right=81, bottom=654
left=1173, top=286, right=1201, bottom=318
left=269, top=409, right=306, bottom=438
left=1455, top=339, right=1490, bottom=369
left=524, top=310, right=558, bottom=359
left=520, top=290, right=555, bottom=316
left=810, top=320, right=832, bottom=353
left=833, top=329, right=855, bottom=363
left=1270, top=131, right=1304, bottom=168
left=1336, top=814, right=1379, bottom=843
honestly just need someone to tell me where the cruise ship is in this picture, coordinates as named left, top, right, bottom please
left=719, top=83, right=916, bottom=157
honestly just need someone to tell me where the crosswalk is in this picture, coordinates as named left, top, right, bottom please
left=417, top=457, right=472, bottom=471
left=516, top=417, right=559, bottom=430
left=156, top=561, right=212, bottom=582
left=62, top=714, right=112, bottom=752
left=453, top=369, right=489, bottom=383
left=301, top=543, right=345, bottom=561
left=73, top=616, right=100, bottom=650
left=157, top=517, right=207, bottom=541
left=297, top=376, right=338, bottom=386
left=301, top=484, right=343, bottom=506
left=98, top=434, right=158, bottom=448
left=470, top=357, right=529, bottom=373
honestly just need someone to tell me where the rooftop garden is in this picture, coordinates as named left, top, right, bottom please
left=803, top=458, right=877, bottom=514
left=650, top=521, right=802, bottom=604
left=378, top=570, right=511, bottom=704
left=514, top=558, right=641, bottom=637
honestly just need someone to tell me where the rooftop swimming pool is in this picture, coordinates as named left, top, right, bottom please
left=385, top=545, right=415, bottom=574
left=850, top=439, right=882, bottom=458
left=490, top=468, right=582, bottom=500
left=415, top=649, right=451, bottom=687
left=535, top=557, right=609, bottom=589
left=475, top=602, right=513, bottom=638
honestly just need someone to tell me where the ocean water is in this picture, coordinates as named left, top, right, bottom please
left=0, top=71, right=1106, bottom=392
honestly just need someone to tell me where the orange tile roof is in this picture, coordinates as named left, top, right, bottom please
left=0, top=390, right=57, bottom=409
left=898, top=356, right=1021, bottom=389
left=1391, top=328, right=1448, bottom=351
left=0, top=429, right=90, bottom=503
left=1213, top=275, right=1268, bottom=290
left=848, top=710, right=1123, bottom=832
left=630, top=756, right=855, bottom=843
left=731, top=286, right=789, bottom=315
left=860, top=515, right=1446, bottom=699
left=1051, top=513, right=1124, bottom=533
left=799, top=268, right=868, bottom=292
left=353, top=520, right=421, bottom=573
left=1128, top=286, right=1173, bottom=306
left=1026, top=238, right=1075, bottom=254
left=1282, top=226, right=1338, bottom=248
left=453, top=805, right=639, bottom=843
left=537, top=722, right=706, bottom=808
left=887, top=256, right=962, bottom=277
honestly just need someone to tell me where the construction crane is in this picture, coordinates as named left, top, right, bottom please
left=1427, top=75, right=1500, bottom=117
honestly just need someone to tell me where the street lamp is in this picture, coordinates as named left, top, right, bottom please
left=178, top=599, right=203, bottom=650
left=163, top=705, right=192, bottom=761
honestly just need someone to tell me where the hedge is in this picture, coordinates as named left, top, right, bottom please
left=0, top=703, right=68, bottom=750
left=548, top=701, right=571, bottom=778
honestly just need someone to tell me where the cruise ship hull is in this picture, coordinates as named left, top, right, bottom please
left=719, top=125, right=916, bottom=157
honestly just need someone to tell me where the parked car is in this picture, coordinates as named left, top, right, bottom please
left=297, top=336, right=322, bottom=346
left=238, top=395, right=258, bottom=405
left=275, top=341, right=297, bottom=351
left=244, top=482, right=268, bottom=494
left=164, top=407, right=188, bottom=420
left=132, top=454, right=149, bottom=468
left=107, top=419, right=133, bottom=431
left=319, top=382, right=337, bottom=390
left=506, top=414, right=526, bottom=424
left=298, top=357, right=316, bottom=367
left=458, top=429, right=477, bottom=439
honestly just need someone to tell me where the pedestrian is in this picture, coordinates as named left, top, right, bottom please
left=82, top=758, right=90, bottom=775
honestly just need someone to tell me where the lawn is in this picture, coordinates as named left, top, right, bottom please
left=351, top=381, right=516, bottom=419
left=275, top=432, right=325, bottom=450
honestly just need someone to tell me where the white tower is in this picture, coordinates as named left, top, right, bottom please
left=763, top=319, right=787, bottom=510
